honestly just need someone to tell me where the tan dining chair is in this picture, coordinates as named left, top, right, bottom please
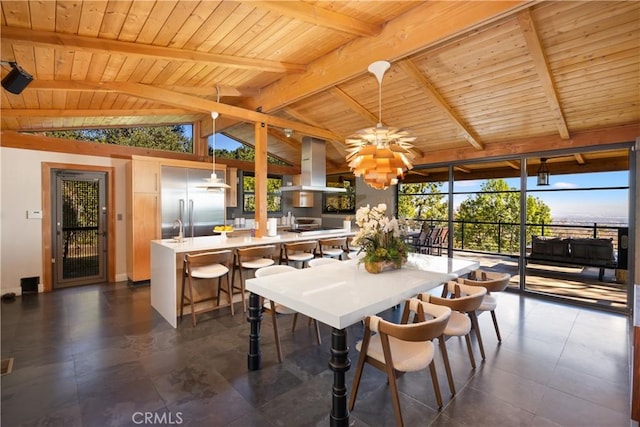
left=231, top=245, right=277, bottom=312
left=420, top=282, right=487, bottom=369
left=349, top=299, right=452, bottom=426
left=180, top=250, right=234, bottom=327
left=458, top=269, right=511, bottom=343
left=280, top=240, right=317, bottom=268
left=254, top=265, right=322, bottom=363
left=317, top=237, right=347, bottom=260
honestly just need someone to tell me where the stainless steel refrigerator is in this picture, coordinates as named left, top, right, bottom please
left=160, top=166, right=225, bottom=239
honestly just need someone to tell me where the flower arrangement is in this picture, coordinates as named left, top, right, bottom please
left=352, top=203, right=409, bottom=272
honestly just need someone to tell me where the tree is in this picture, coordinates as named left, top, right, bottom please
left=455, top=179, right=551, bottom=253
left=242, top=175, right=282, bottom=212
left=398, top=182, right=448, bottom=221
left=43, top=126, right=192, bottom=152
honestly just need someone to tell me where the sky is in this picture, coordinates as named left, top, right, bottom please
left=211, top=134, right=244, bottom=151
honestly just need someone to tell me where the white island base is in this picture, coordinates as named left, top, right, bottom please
left=150, top=230, right=354, bottom=328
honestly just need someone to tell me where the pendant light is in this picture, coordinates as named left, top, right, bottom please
left=537, top=158, right=550, bottom=186
left=345, top=60, right=416, bottom=190
left=198, top=109, right=230, bottom=191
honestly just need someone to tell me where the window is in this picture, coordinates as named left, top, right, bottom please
left=323, top=175, right=356, bottom=214
left=39, top=125, right=193, bottom=153
left=242, top=172, right=282, bottom=213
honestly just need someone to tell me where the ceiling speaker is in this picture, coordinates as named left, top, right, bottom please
left=2, top=63, right=33, bottom=95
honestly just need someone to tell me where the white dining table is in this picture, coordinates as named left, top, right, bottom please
left=245, top=252, right=479, bottom=427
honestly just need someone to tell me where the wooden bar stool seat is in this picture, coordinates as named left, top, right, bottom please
left=280, top=240, right=317, bottom=268
left=180, top=250, right=234, bottom=327
left=232, top=245, right=277, bottom=312
left=318, top=237, right=347, bottom=260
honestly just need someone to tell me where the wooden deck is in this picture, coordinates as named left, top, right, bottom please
left=451, top=251, right=628, bottom=311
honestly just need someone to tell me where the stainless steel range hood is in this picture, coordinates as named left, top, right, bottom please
left=280, top=137, right=346, bottom=193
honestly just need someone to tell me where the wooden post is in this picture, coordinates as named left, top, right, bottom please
left=254, top=121, right=268, bottom=237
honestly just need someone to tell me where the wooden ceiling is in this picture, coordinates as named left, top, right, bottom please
left=1, top=1, right=638, bottom=179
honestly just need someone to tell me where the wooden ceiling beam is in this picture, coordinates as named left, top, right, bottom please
left=28, top=80, right=258, bottom=98
left=267, top=127, right=341, bottom=170
left=283, top=107, right=347, bottom=156
left=246, top=1, right=382, bottom=37
left=398, top=58, right=483, bottom=150
left=245, top=1, right=532, bottom=112
left=329, top=87, right=378, bottom=125
left=415, top=124, right=639, bottom=166
left=87, top=81, right=337, bottom=141
left=517, top=9, right=570, bottom=139
left=159, top=85, right=260, bottom=98
left=1, top=108, right=194, bottom=118
left=454, top=166, right=472, bottom=174
left=505, top=160, right=521, bottom=170
left=1, top=26, right=306, bottom=73
left=267, top=128, right=301, bottom=151
left=574, top=153, right=586, bottom=165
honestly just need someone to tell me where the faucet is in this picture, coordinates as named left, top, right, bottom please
left=173, top=218, right=184, bottom=242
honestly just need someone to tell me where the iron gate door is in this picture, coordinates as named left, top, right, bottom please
left=53, top=170, right=107, bottom=288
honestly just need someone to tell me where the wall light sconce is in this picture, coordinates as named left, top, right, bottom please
left=284, top=128, right=293, bottom=138
left=537, top=158, right=550, bottom=186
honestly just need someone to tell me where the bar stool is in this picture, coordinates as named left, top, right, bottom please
left=280, top=240, right=317, bottom=268
left=317, top=237, right=347, bottom=260
left=231, top=245, right=277, bottom=312
left=180, top=250, right=234, bottom=327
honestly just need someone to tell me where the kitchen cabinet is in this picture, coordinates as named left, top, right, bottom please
left=292, top=174, right=314, bottom=208
left=126, top=157, right=160, bottom=282
left=226, top=167, right=237, bottom=207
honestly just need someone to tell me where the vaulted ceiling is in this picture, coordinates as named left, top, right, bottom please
left=1, top=1, right=638, bottom=179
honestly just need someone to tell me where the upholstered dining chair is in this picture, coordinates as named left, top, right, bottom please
left=458, top=269, right=511, bottom=343
left=254, top=265, right=322, bottom=363
left=232, top=245, right=277, bottom=312
left=420, top=282, right=487, bottom=369
left=349, top=299, right=452, bottom=426
left=180, top=250, right=234, bottom=327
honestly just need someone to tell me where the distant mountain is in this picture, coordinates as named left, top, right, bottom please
left=552, top=215, right=628, bottom=226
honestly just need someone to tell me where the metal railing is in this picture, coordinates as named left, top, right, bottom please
left=411, top=218, right=626, bottom=256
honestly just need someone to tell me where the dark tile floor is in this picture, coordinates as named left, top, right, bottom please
left=1, top=282, right=633, bottom=427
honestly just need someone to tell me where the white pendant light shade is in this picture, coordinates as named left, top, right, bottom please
left=199, top=110, right=230, bottom=191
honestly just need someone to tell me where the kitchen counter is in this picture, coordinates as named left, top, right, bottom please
left=150, top=229, right=355, bottom=327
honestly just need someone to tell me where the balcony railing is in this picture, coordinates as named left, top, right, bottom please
left=412, top=218, right=626, bottom=257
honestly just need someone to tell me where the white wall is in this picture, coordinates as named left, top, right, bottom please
left=1, top=147, right=128, bottom=294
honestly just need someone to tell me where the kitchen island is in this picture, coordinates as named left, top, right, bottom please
left=150, top=228, right=354, bottom=327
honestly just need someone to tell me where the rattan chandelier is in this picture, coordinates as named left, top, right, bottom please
left=345, top=61, right=415, bottom=190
